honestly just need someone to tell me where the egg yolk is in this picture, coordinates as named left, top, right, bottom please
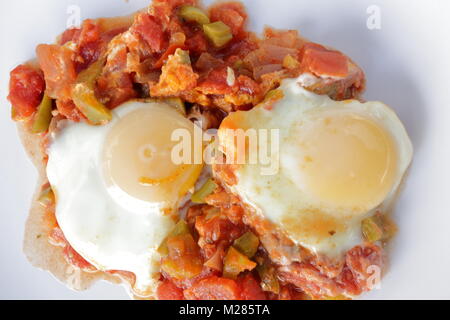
left=298, top=111, right=397, bottom=213
left=102, top=104, right=203, bottom=204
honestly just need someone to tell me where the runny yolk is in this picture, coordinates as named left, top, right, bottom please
left=298, top=112, right=398, bottom=213
left=102, top=104, right=203, bottom=204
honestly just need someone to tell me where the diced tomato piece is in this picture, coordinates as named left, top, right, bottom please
left=63, top=245, right=96, bottom=272
left=197, top=67, right=232, bottom=95
left=236, top=75, right=260, bottom=96
left=77, top=19, right=101, bottom=45
left=300, top=42, right=348, bottom=78
left=237, top=273, right=266, bottom=300
left=75, top=20, right=103, bottom=71
left=98, top=73, right=137, bottom=109
left=157, top=279, right=185, bottom=300
left=184, top=276, right=241, bottom=300
left=8, top=64, right=45, bottom=119
left=221, top=39, right=258, bottom=60
left=151, top=0, right=196, bottom=25
left=77, top=41, right=102, bottom=72
left=100, top=27, right=129, bottom=43
left=97, top=46, right=137, bottom=108
left=150, top=49, right=199, bottom=97
left=55, top=99, right=85, bottom=122
left=221, top=205, right=244, bottom=225
left=195, top=211, right=243, bottom=251
left=210, top=2, right=247, bottom=37
left=195, top=53, right=224, bottom=75
left=59, top=27, right=80, bottom=45
left=36, top=44, right=77, bottom=101
left=132, top=13, right=167, bottom=52
left=204, top=242, right=227, bottom=272
left=185, top=31, right=208, bottom=54
left=153, top=43, right=187, bottom=69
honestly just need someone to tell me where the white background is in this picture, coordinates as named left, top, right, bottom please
left=0, top=0, right=449, bottom=299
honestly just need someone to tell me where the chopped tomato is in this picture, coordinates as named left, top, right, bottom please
left=132, top=13, right=167, bottom=53
left=221, top=204, right=244, bottom=225
left=77, top=19, right=101, bottom=45
left=204, top=241, right=227, bottom=272
left=237, top=273, right=266, bottom=300
left=100, top=27, right=129, bottom=43
left=150, top=48, right=198, bottom=97
left=55, top=100, right=85, bottom=122
left=153, top=43, right=187, bottom=69
left=77, top=41, right=102, bottom=72
left=74, top=20, right=103, bottom=71
left=197, top=67, right=232, bottom=95
left=60, top=20, right=107, bottom=72
left=8, top=65, right=45, bottom=119
left=151, top=0, right=196, bottom=26
left=184, top=276, right=241, bottom=300
left=36, top=44, right=77, bottom=101
left=96, top=46, right=137, bottom=108
left=264, top=28, right=304, bottom=48
left=300, top=42, right=349, bottom=78
left=195, top=53, right=224, bottom=74
left=209, top=2, right=247, bottom=38
left=157, top=279, right=185, bottom=300
left=59, top=27, right=80, bottom=45
left=236, top=75, right=260, bottom=96
left=195, top=211, right=243, bottom=251
left=185, top=31, right=208, bottom=54
left=221, top=38, right=258, bottom=61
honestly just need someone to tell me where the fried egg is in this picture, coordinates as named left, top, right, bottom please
left=46, top=101, right=203, bottom=296
left=217, top=77, right=413, bottom=257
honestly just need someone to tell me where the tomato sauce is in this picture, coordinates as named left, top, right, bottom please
left=8, top=0, right=371, bottom=300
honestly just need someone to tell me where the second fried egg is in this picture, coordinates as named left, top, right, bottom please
left=217, top=77, right=413, bottom=257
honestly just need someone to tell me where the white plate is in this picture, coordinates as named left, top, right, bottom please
left=0, top=0, right=449, bottom=299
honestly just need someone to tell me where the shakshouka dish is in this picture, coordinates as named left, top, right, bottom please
left=7, top=0, right=412, bottom=300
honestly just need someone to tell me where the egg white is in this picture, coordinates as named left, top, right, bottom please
left=46, top=101, right=199, bottom=295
